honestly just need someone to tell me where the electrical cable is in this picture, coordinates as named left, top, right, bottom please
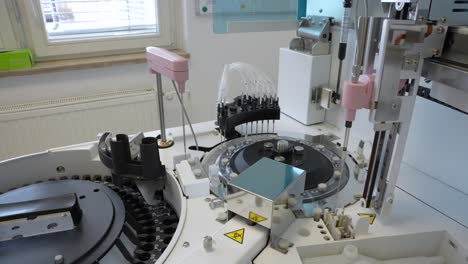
left=354, top=0, right=369, bottom=39
left=354, top=0, right=359, bottom=32
left=171, top=80, right=199, bottom=151
left=364, top=0, right=368, bottom=17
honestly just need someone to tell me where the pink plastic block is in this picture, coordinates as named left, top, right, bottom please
left=146, top=47, right=189, bottom=93
left=342, top=74, right=374, bottom=122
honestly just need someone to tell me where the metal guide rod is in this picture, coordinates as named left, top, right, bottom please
left=171, top=81, right=199, bottom=151
left=181, top=93, right=186, bottom=157
left=155, top=73, right=172, bottom=148
left=340, top=16, right=369, bottom=161
left=334, top=0, right=352, bottom=102
left=335, top=15, right=369, bottom=208
left=336, top=124, right=351, bottom=205
left=336, top=61, right=344, bottom=94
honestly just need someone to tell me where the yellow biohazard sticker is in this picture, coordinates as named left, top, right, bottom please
left=249, top=211, right=267, bottom=223
left=358, top=213, right=376, bottom=225
left=224, top=228, right=245, bottom=244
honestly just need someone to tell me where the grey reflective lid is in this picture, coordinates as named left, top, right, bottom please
left=230, top=157, right=304, bottom=201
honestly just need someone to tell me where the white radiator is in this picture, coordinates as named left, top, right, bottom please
left=0, top=89, right=160, bottom=160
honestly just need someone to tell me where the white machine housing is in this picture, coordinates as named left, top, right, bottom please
left=277, top=48, right=331, bottom=125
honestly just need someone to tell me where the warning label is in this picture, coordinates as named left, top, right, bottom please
left=358, top=213, right=376, bottom=225
left=224, top=228, right=245, bottom=244
left=249, top=211, right=267, bottom=223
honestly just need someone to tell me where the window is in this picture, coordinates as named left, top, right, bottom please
left=17, top=0, right=174, bottom=59
left=39, top=0, right=159, bottom=41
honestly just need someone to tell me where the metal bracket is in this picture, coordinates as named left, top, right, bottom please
left=311, top=87, right=333, bottom=110
left=311, top=87, right=321, bottom=104
left=290, top=16, right=332, bottom=55
left=320, top=88, right=333, bottom=110
left=0, top=193, right=81, bottom=242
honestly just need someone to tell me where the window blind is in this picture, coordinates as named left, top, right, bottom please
left=39, top=0, right=159, bottom=41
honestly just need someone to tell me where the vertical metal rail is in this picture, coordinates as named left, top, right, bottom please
left=155, top=73, right=172, bottom=148
left=373, top=123, right=400, bottom=210
left=363, top=130, right=386, bottom=208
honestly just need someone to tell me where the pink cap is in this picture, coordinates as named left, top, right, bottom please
left=342, top=75, right=374, bottom=122
left=146, top=47, right=189, bottom=93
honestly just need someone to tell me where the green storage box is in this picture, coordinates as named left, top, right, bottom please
left=0, top=49, right=35, bottom=71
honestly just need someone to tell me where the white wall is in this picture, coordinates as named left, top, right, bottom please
left=179, top=1, right=295, bottom=122
left=0, top=0, right=295, bottom=156
left=0, top=64, right=153, bottom=105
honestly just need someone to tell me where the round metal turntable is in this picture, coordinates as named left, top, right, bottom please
left=0, top=179, right=179, bottom=264
left=0, top=180, right=125, bottom=264
left=202, top=135, right=350, bottom=202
